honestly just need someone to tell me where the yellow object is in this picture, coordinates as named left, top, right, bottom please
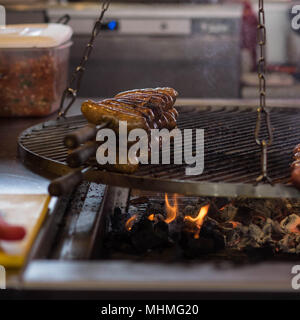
left=0, top=194, right=50, bottom=268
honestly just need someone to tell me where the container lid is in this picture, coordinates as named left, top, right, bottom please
left=0, top=23, right=73, bottom=48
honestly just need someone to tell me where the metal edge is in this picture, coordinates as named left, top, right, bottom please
left=22, top=260, right=295, bottom=293
left=85, top=169, right=300, bottom=199
left=17, top=117, right=81, bottom=179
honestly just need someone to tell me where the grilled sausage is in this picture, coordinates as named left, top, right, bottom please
left=291, top=145, right=300, bottom=189
left=81, top=87, right=179, bottom=174
left=81, top=100, right=150, bottom=132
left=169, top=107, right=179, bottom=119
left=116, top=87, right=178, bottom=99
left=113, top=95, right=178, bottom=130
left=157, top=87, right=179, bottom=100
left=115, top=87, right=177, bottom=110
left=99, top=162, right=139, bottom=174
left=117, top=93, right=166, bottom=114
left=294, top=144, right=300, bottom=155
left=292, top=168, right=300, bottom=189
left=163, top=110, right=177, bottom=130
left=102, top=98, right=156, bottom=128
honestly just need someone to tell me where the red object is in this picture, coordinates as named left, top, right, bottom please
left=0, top=216, right=26, bottom=241
left=241, top=1, right=258, bottom=72
left=267, top=64, right=297, bottom=74
left=292, top=168, right=300, bottom=190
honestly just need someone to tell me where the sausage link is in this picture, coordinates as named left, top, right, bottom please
left=115, top=88, right=176, bottom=110
left=291, top=145, right=300, bottom=189
left=81, top=100, right=150, bottom=132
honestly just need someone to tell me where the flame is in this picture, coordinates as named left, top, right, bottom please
left=289, top=217, right=300, bottom=234
left=125, top=214, right=137, bottom=231
left=184, top=204, right=210, bottom=239
left=164, top=193, right=178, bottom=224
left=148, top=214, right=155, bottom=221
left=228, top=221, right=240, bottom=229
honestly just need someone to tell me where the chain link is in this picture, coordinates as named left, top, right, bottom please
left=254, top=0, right=273, bottom=184
left=57, top=0, right=111, bottom=119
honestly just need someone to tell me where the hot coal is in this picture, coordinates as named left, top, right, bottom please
left=180, top=218, right=226, bottom=258
left=103, top=196, right=300, bottom=261
left=130, top=215, right=170, bottom=253
left=111, top=207, right=130, bottom=232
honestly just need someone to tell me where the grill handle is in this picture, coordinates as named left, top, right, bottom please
left=64, top=124, right=97, bottom=149
left=48, top=170, right=83, bottom=196
left=67, top=142, right=98, bottom=168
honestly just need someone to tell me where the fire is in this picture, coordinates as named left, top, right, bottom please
left=125, top=214, right=137, bottom=231
left=288, top=217, right=300, bottom=234
left=148, top=214, right=155, bottom=221
left=280, top=214, right=300, bottom=234
left=164, top=193, right=178, bottom=224
left=228, top=221, right=240, bottom=229
left=184, top=204, right=210, bottom=239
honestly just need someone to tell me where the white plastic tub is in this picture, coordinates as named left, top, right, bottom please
left=0, top=23, right=73, bottom=117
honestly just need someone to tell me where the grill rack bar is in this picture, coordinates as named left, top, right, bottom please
left=18, top=107, right=300, bottom=199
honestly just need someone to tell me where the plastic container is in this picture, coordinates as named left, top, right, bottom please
left=0, top=23, right=73, bottom=117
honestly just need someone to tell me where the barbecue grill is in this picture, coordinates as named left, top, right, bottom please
left=18, top=105, right=300, bottom=199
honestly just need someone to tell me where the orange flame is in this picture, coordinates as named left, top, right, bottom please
left=125, top=214, right=137, bottom=231
left=289, top=217, right=300, bottom=234
left=184, top=204, right=210, bottom=239
left=228, top=221, right=240, bottom=229
left=164, top=193, right=178, bottom=224
left=148, top=214, right=155, bottom=221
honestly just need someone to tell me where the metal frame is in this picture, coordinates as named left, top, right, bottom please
left=84, top=169, right=300, bottom=199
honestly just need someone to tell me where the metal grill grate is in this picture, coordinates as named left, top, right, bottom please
left=18, top=107, right=300, bottom=198
left=138, top=107, right=295, bottom=184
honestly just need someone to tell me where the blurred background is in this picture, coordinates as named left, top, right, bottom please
left=3, top=0, right=300, bottom=100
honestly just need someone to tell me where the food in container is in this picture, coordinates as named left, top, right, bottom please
left=0, top=23, right=73, bottom=117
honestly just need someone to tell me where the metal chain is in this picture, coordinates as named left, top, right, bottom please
left=254, top=0, right=273, bottom=184
left=57, top=0, right=111, bottom=119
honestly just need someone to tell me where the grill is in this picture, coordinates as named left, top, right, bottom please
left=16, top=105, right=300, bottom=295
left=18, top=106, right=300, bottom=199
